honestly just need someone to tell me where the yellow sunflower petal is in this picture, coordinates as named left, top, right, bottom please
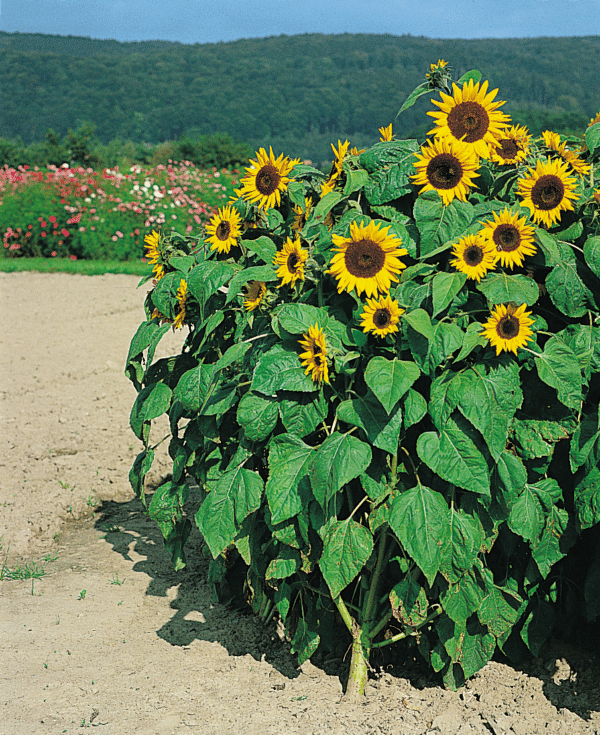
left=359, top=294, right=404, bottom=337
left=273, top=236, right=309, bottom=288
left=449, top=234, right=497, bottom=281
left=478, top=208, right=536, bottom=269
left=481, top=303, right=534, bottom=356
left=298, top=324, right=329, bottom=384
left=411, top=136, right=480, bottom=206
left=239, top=147, right=299, bottom=211
left=205, top=204, right=242, bottom=253
left=516, top=157, right=579, bottom=228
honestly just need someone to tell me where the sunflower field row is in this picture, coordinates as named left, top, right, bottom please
left=126, top=61, right=600, bottom=699
left=0, top=161, right=239, bottom=261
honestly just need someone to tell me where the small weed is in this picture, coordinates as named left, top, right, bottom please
left=100, top=523, right=120, bottom=533
left=58, top=480, right=70, bottom=490
left=291, top=695, right=308, bottom=701
left=111, top=573, right=124, bottom=586
left=77, top=589, right=86, bottom=600
left=86, top=494, right=97, bottom=508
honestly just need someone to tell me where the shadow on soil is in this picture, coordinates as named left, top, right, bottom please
left=94, top=494, right=600, bottom=719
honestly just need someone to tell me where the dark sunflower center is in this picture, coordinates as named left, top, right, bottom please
left=426, top=153, right=463, bottom=190
left=246, top=281, right=261, bottom=300
left=447, top=101, right=490, bottom=143
left=344, top=239, right=386, bottom=278
left=255, top=164, right=281, bottom=196
left=287, top=253, right=300, bottom=273
left=374, top=308, right=392, bottom=329
left=530, top=174, right=565, bottom=211
left=493, top=224, right=521, bottom=252
left=497, top=315, right=520, bottom=340
left=497, top=139, right=519, bottom=159
left=216, top=221, right=231, bottom=240
left=464, top=245, right=484, bottom=266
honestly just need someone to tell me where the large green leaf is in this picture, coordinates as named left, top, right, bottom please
left=195, top=466, right=264, bottom=557
left=225, top=264, right=278, bottom=304
left=337, top=395, right=403, bottom=454
left=440, top=616, right=496, bottom=681
left=278, top=391, right=328, bottom=437
left=389, top=485, right=450, bottom=585
left=364, top=356, right=420, bottom=414
left=320, top=520, right=374, bottom=598
left=508, top=484, right=544, bottom=542
left=441, top=568, right=486, bottom=625
left=494, top=450, right=527, bottom=508
left=546, top=260, right=590, bottom=318
left=290, top=618, right=320, bottom=665
left=187, top=260, right=236, bottom=304
left=584, top=235, right=600, bottom=279
left=531, top=506, right=570, bottom=578
left=534, top=336, right=583, bottom=410
left=174, top=364, right=215, bottom=412
left=574, top=467, right=600, bottom=529
left=585, top=122, right=600, bottom=154
left=310, top=432, right=372, bottom=511
left=237, top=392, right=279, bottom=442
left=478, top=585, right=520, bottom=638
left=265, top=546, right=302, bottom=580
left=417, top=415, right=490, bottom=497
left=453, top=363, right=523, bottom=461
left=477, top=272, right=539, bottom=306
left=251, top=345, right=317, bottom=395
left=570, top=412, right=600, bottom=472
left=266, top=435, right=315, bottom=524
left=125, top=319, right=171, bottom=388
left=276, top=303, right=326, bottom=334
left=414, top=191, right=474, bottom=257
left=440, top=508, right=486, bottom=583
left=130, top=382, right=173, bottom=440
left=431, top=271, right=467, bottom=316
left=246, top=235, right=277, bottom=264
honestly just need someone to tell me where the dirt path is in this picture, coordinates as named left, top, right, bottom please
left=1, top=272, right=600, bottom=735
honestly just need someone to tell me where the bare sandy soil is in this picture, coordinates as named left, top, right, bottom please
left=1, top=271, right=600, bottom=735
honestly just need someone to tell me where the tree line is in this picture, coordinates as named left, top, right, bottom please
left=1, top=31, right=598, bottom=165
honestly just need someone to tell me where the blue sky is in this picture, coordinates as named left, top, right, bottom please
left=1, top=0, right=599, bottom=43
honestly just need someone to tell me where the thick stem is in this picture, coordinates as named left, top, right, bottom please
left=345, top=630, right=370, bottom=702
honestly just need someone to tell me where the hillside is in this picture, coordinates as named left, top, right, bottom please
left=1, top=31, right=599, bottom=163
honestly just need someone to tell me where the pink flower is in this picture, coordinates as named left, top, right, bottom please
left=51, top=251, right=57, bottom=257
left=69, top=255, right=77, bottom=260
left=61, top=228, right=70, bottom=237
left=49, top=215, right=57, bottom=223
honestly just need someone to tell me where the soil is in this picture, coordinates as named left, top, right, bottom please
left=1, top=271, right=600, bottom=735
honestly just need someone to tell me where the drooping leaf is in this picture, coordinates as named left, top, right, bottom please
left=389, top=485, right=450, bottom=585
left=337, top=395, right=403, bottom=454
left=364, top=357, right=421, bottom=414
left=440, top=507, right=486, bottom=583
left=310, top=433, right=372, bottom=511
left=266, top=435, right=315, bottom=525
left=441, top=568, right=486, bottom=625
left=265, top=546, right=302, bottom=580
left=534, top=337, right=583, bottom=410
left=584, top=235, right=600, bottom=279
left=574, top=466, right=600, bottom=529
left=290, top=618, right=320, bottom=665
left=414, top=191, right=474, bottom=257
left=546, top=260, right=590, bottom=318
left=403, top=388, right=428, bottom=429
left=431, top=271, right=467, bottom=316
left=531, top=506, right=570, bottom=578
left=477, top=272, right=539, bottom=306
left=508, top=484, right=544, bottom=542
left=320, top=520, right=374, bottom=598
left=389, top=577, right=429, bottom=627
left=130, top=382, right=173, bottom=440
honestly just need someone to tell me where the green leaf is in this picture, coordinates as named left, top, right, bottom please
left=455, top=321, right=488, bottom=362
left=454, top=363, right=523, bottom=461
left=266, top=435, right=315, bottom=525
left=417, top=415, right=490, bottom=497
left=237, top=392, right=279, bottom=442
left=512, top=419, right=569, bottom=460
left=364, top=356, right=420, bottom=414
left=125, top=320, right=171, bottom=389
left=414, top=191, right=474, bottom=257
left=583, top=235, right=600, bottom=279
left=546, top=260, right=590, bottom=318
left=313, top=190, right=344, bottom=219
left=570, top=412, right=600, bottom=472
left=251, top=345, right=316, bottom=396
left=195, top=466, right=264, bottom=557
left=364, top=166, right=413, bottom=205
left=585, top=122, right=600, bottom=154
left=477, top=272, right=539, bottom=306
left=246, top=235, right=277, bottom=264
left=130, top=382, right=173, bottom=440
left=213, top=341, right=251, bottom=372
left=276, top=303, right=325, bottom=334
left=440, top=508, right=486, bottom=583
left=148, top=479, right=189, bottom=526
left=403, top=308, right=434, bottom=340
left=129, top=448, right=154, bottom=498
left=520, top=599, right=554, bottom=656
left=534, top=336, right=583, bottom=410
left=389, top=485, right=450, bottom=586
left=389, top=577, right=429, bottom=627
left=508, top=484, right=544, bottom=542
left=396, top=82, right=430, bottom=115
left=278, top=391, right=327, bottom=437
left=403, top=388, right=428, bottom=429
left=531, top=506, right=570, bottom=578
left=337, top=395, right=403, bottom=454
left=535, top=228, right=561, bottom=266
left=290, top=618, right=320, bottom=665
left=478, top=585, right=520, bottom=638
left=343, top=167, right=370, bottom=196
left=574, top=467, right=600, bottom=529
left=187, top=261, right=236, bottom=302
left=443, top=617, right=495, bottom=681
left=265, top=546, right=301, bottom=580
left=432, top=271, right=467, bottom=316
left=320, top=520, right=374, bottom=598
left=226, top=265, right=278, bottom=304
left=495, top=450, right=527, bottom=508
left=457, top=69, right=482, bottom=85
left=174, top=364, right=215, bottom=412
left=360, top=139, right=421, bottom=172
left=441, top=568, right=486, bottom=625
left=310, top=433, right=372, bottom=511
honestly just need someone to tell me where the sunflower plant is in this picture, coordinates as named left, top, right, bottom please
left=126, top=64, right=600, bottom=699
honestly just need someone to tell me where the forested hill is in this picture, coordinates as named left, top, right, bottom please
left=1, top=31, right=599, bottom=164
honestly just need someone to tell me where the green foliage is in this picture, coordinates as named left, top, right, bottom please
left=126, top=62, right=600, bottom=696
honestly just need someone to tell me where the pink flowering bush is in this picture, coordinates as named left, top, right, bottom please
left=0, top=161, right=239, bottom=260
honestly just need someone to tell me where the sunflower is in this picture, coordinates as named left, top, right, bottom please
left=427, top=79, right=510, bottom=159
left=449, top=234, right=497, bottom=281
left=360, top=294, right=405, bottom=337
left=144, top=230, right=166, bottom=281
left=243, top=280, right=266, bottom=311
left=559, top=147, right=591, bottom=178
left=427, top=59, right=450, bottom=77
left=478, top=208, right=536, bottom=269
left=588, top=111, right=600, bottom=127
left=172, top=279, right=188, bottom=330
left=331, top=139, right=350, bottom=177
left=481, top=303, right=534, bottom=356
left=412, top=136, right=480, bottom=206
left=273, top=236, right=309, bottom=288
left=379, top=124, right=394, bottom=142
left=490, top=124, right=531, bottom=165
left=239, top=147, right=299, bottom=210
left=298, top=324, right=329, bottom=385
left=350, top=146, right=366, bottom=156
left=516, top=157, right=579, bottom=228
left=291, top=197, right=312, bottom=233
left=205, top=204, right=242, bottom=253
left=327, top=220, right=408, bottom=297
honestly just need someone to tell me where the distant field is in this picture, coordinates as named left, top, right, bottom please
left=0, top=257, right=151, bottom=276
